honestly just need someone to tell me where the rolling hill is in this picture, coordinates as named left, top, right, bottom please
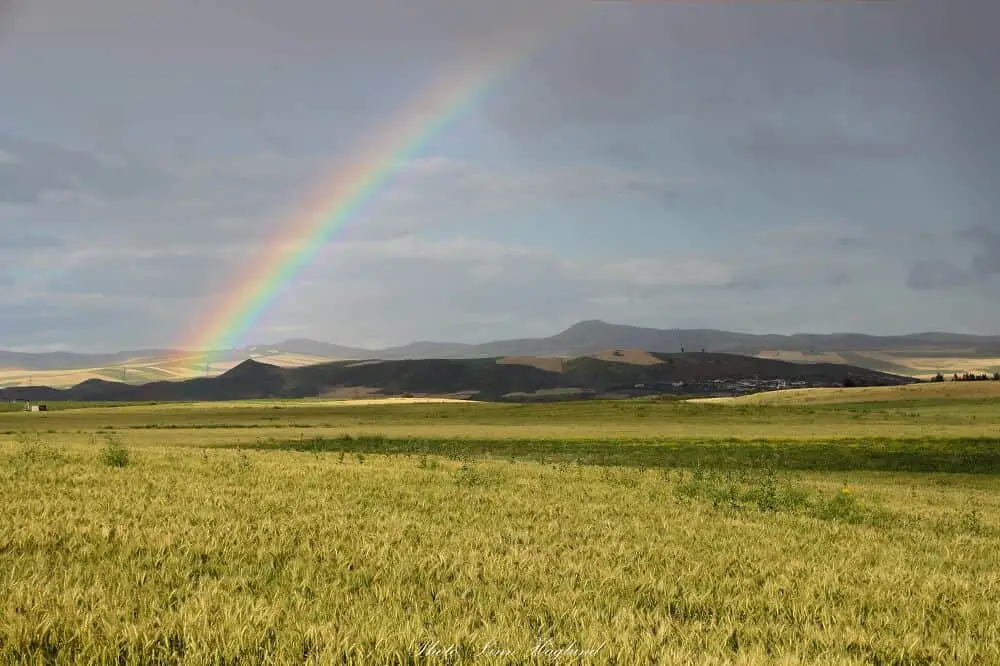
left=0, top=352, right=918, bottom=403
left=3, top=319, right=1000, bottom=387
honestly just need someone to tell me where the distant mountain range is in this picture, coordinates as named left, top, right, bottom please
left=4, top=320, right=1000, bottom=371
left=262, top=321, right=1000, bottom=360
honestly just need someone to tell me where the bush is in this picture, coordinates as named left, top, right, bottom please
left=11, top=432, right=66, bottom=467
left=100, top=435, right=131, bottom=468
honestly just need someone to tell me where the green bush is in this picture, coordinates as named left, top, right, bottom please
left=100, top=435, right=131, bottom=468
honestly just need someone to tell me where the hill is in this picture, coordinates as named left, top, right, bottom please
left=0, top=352, right=917, bottom=403
left=689, top=379, right=1000, bottom=406
left=4, top=320, right=1000, bottom=386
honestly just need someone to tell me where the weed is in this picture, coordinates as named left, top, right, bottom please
left=99, top=435, right=131, bottom=468
left=10, top=432, right=66, bottom=466
left=235, top=448, right=252, bottom=472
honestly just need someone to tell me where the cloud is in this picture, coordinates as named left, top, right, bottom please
left=0, top=221, right=988, bottom=351
left=1, top=0, right=1000, bottom=349
left=729, top=125, right=914, bottom=170
left=47, top=248, right=246, bottom=299
left=0, top=231, right=63, bottom=251
left=0, top=297, right=169, bottom=350
left=365, top=159, right=686, bottom=235
left=907, top=226, right=1000, bottom=290
left=906, top=260, right=971, bottom=291
left=0, top=134, right=169, bottom=203
left=0, top=149, right=692, bottom=348
left=4, top=149, right=685, bottom=254
left=957, top=226, right=1000, bottom=278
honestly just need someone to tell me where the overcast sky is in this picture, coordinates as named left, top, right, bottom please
left=1, top=0, right=998, bottom=352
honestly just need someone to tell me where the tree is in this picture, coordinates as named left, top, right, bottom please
left=994, top=372, right=1000, bottom=381
left=931, top=373, right=945, bottom=383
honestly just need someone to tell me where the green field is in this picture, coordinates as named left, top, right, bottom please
left=2, top=394, right=999, bottom=664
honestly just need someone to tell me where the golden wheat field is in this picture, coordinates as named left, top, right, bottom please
left=2, top=394, right=1000, bottom=664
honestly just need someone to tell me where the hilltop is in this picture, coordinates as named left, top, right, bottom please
left=3, top=319, right=1000, bottom=388
left=0, top=351, right=917, bottom=403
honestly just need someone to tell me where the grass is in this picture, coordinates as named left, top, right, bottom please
left=693, top=380, right=1000, bottom=405
left=249, top=433, right=1000, bottom=475
left=1, top=390, right=999, bottom=663
left=4, top=394, right=1000, bottom=441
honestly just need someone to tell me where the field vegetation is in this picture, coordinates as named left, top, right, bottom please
left=755, top=349, right=1000, bottom=379
left=2, top=390, right=999, bottom=663
left=0, top=352, right=337, bottom=389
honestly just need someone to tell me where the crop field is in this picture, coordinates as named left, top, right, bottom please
left=692, top=379, right=1000, bottom=406
left=0, top=351, right=338, bottom=389
left=2, top=391, right=1000, bottom=664
left=755, top=349, right=1000, bottom=379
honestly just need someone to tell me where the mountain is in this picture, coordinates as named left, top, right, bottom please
left=247, top=339, right=375, bottom=358
left=0, top=348, right=179, bottom=370
left=0, top=352, right=918, bottom=403
left=3, top=320, right=1000, bottom=373
left=267, top=321, right=1000, bottom=359
left=249, top=323, right=1000, bottom=363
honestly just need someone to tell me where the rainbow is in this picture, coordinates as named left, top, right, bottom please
left=179, top=11, right=577, bottom=365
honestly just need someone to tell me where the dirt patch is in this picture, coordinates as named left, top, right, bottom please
left=755, top=350, right=849, bottom=364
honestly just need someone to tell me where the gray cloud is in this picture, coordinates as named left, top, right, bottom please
left=0, top=298, right=168, bottom=350
left=47, top=249, right=244, bottom=299
left=1, top=0, right=999, bottom=350
left=8, top=153, right=685, bottom=253
left=957, top=226, right=1000, bottom=278
left=729, top=126, right=914, bottom=170
left=905, top=226, right=1000, bottom=290
left=0, top=134, right=168, bottom=203
left=0, top=231, right=63, bottom=251
left=0, top=225, right=986, bottom=351
left=906, top=260, right=971, bottom=291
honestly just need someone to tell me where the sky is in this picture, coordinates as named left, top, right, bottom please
left=1, top=0, right=998, bottom=352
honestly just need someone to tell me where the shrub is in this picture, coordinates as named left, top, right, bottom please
left=100, top=435, right=131, bottom=468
